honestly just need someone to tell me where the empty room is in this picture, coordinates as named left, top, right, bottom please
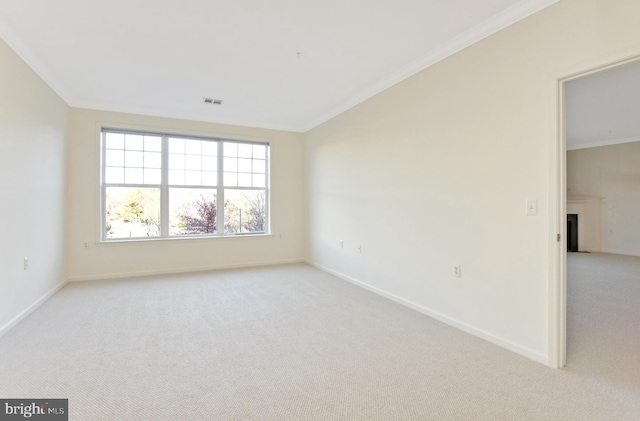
left=565, top=60, right=640, bottom=411
left=1, top=0, right=639, bottom=419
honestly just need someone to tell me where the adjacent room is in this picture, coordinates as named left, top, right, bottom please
left=565, top=60, right=640, bottom=404
left=1, top=0, right=639, bottom=419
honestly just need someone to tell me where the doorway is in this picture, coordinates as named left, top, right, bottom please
left=556, top=57, right=640, bottom=387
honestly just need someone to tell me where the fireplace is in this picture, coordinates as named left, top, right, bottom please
left=567, top=214, right=579, bottom=252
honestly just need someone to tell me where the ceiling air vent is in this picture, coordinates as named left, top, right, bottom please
left=204, top=98, right=223, bottom=105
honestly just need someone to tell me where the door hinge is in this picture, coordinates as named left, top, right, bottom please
left=557, top=233, right=561, bottom=242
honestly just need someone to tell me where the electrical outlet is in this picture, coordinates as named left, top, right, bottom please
left=84, top=242, right=89, bottom=249
left=340, top=240, right=344, bottom=249
left=23, top=258, right=29, bottom=271
left=358, top=245, right=362, bottom=254
left=453, top=265, right=461, bottom=278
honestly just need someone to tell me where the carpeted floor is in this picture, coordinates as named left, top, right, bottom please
left=0, top=260, right=638, bottom=420
left=566, top=252, right=640, bottom=411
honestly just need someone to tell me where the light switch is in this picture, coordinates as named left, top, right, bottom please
left=526, top=199, right=537, bottom=216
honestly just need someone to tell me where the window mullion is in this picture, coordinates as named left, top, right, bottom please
left=101, top=132, right=107, bottom=241
left=160, top=135, right=170, bottom=237
left=265, top=147, right=270, bottom=234
left=217, top=141, right=224, bottom=236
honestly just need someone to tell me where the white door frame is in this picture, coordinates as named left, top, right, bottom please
left=549, top=51, right=640, bottom=369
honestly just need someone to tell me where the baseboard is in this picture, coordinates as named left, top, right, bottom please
left=306, top=259, right=549, bottom=366
left=598, top=249, right=640, bottom=258
left=0, top=279, right=68, bottom=339
left=67, top=258, right=306, bottom=282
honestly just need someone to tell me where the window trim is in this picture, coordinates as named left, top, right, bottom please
left=100, top=127, right=270, bottom=242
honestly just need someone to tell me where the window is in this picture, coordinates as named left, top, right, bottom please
left=101, top=129, right=269, bottom=240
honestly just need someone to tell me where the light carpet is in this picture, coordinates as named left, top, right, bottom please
left=0, top=262, right=638, bottom=420
left=566, top=252, right=640, bottom=411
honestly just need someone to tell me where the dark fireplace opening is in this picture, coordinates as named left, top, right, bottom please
left=567, top=214, right=578, bottom=252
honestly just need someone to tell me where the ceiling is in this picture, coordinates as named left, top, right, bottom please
left=0, top=0, right=558, bottom=132
left=566, top=60, right=640, bottom=150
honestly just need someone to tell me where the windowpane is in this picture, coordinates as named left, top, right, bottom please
left=238, top=173, right=252, bottom=187
left=170, top=188, right=217, bottom=236
left=185, top=170, right=201, bottom=185
left=202, top=171, right=217, bottom=186
left=103, top=135, right=163, bottom=186
left=144, top=136, right=162, bottom=151
left=223, top=143, right=237, bottom=157
left=169, top=153, right=184, bottom=170
left=125, top=168, right=144, bottom=184
left=126, top=135, right=144, bottom=151
left=223, top=157, right=237, bottom=172
left=224, top=190, right=266, bottom=234
left=169, top=138, right=184, bottom=153
left=125, top=151, right=144, bottom=168
left=185, top=139, right=201, bottom=155
left=202, top=156, right=217, bottom=171
left=103, top=130, right=268, bottom=240
left=185, top=155, right=201, bottom=171
left=253, top=159, right=266, bottom=173
left=105, top=150, right=125, bottom=167
left=144, top=152, right=162, bottom=168
left=238, top=158, right=252, bottom=173
left=224, top=172, right=237, bottom=187
left=238, top=143, right=252, bottom=158
left=166, top=138, right=217, bottom=188
left=144, top=169, right=161, bottom=185
left=253, top=144, right=266, bottom=159
left=105, top=187, right=160, bottom=239
left=169, top=170, right=185, bottom=185
left=105, top=167, right=124, bottom=184
left=202, top=141, right=217, bottom=156
left=252, top=174, right=266, bottom=188
left=105, top=133, right=124, bottom=149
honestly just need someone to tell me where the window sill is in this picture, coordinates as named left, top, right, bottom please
left=96, top=233, right=273, bottom=246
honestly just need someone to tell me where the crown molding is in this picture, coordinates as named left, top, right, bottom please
left=301, top=0, right=560, bottom=132
left=1, top=0, right=559, bottom=134
left=567, top=135, right=640, bottom=151
left=69, top=100, right=305, bottom=133
left=0, top=16, right=72, bottom=104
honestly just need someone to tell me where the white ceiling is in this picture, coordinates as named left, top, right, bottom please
left=0, top=0, right=558, bottom=132
left=566, top=60, right=640, bottom=150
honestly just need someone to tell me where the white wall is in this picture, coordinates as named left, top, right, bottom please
left=0, top=38, right=68, bottom=334
left=568, top=142, right=640, bottom=256
left=67, top=108, right=305, bottom=280
left=304, top=0, right=640, bottom=364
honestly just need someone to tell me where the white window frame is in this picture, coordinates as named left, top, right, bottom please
left=100, top=128, right=270, bottom=241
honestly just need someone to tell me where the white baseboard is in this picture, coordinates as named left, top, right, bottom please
left=598, top=249, right=640, bottom=258
left=67, top=258, right=306, bottom=282
left=0, top=280, right=68, bottom=339
left=306, top=259, right=549, bottom=366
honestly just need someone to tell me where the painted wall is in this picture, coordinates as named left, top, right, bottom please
left=304, top=0, right=640, bottom=364
left=568, top=142, right=640, bottom=256
left=0, top=38, right=68, bottom=333
left=67, top=108, right=305, bottom=280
